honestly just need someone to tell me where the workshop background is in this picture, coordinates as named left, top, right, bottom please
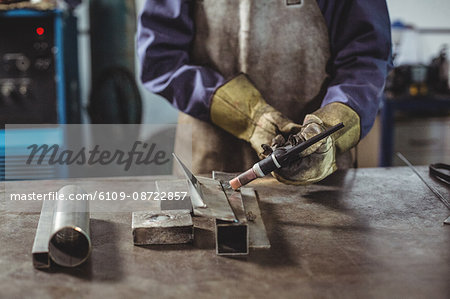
left=1, top=0, right=449, bottom=175
left=0, top=1, right=449, bottom=298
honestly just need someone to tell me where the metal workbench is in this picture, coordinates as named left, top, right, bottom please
left=0, top=167, right=449, bottom=298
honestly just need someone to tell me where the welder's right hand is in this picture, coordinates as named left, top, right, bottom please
left=210, top=74, right=302, bottom=157
left=269, top=114, right=337, bottom=185
left=268, top=102, right=361, bottom=185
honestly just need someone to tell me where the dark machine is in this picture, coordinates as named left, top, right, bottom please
left=386, top=46, right=450, bottom=97
left=0, top=9, right=80, bottom=180
left=0, top=9, right=80, bottom=125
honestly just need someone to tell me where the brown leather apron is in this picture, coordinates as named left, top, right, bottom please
left=174, top=0, right=336, bottom=174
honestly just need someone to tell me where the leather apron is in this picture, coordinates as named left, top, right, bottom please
left=174, top=0, right=333, bottom=174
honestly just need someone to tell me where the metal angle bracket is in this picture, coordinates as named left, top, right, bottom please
left=172, top=153, right=206, bottom=209
left=172, top=154, right=236, bottom=222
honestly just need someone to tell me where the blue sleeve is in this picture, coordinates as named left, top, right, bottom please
left=317, top=0, right=393, bottom=138
left=137, top=0, right=224, bottom=121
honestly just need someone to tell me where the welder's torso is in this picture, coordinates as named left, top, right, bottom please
left=175, top=0, right=331, bottom=173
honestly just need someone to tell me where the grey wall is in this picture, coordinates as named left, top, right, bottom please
left=387, top=0, right=450, bottom=63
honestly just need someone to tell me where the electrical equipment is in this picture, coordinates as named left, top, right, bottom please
left=0, top=9, right=80, bottom=125
left=385, top=47, right=450, bottom=98
left=0, top=9, right=80, bottom=180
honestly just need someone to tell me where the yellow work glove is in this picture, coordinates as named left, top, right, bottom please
left=210, top=74, right=301, bottom=157
left=272, top=102, right=361, bottom=185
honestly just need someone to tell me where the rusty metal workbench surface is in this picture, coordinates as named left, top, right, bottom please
left=0, top=167, right=449, bottom=298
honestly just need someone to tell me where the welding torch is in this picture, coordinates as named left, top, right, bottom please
left=229, top=122, right=345, bottom=190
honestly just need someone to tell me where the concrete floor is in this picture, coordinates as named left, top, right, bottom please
left=0, top=167, right=449, bottom=298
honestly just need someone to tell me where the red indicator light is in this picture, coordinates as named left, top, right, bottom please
left=36, top=27, right=45, bottom=36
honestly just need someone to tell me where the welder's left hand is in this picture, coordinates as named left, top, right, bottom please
left=267, top=102, right=361, bottom=185
left=210, top=74, right=303, bottom=157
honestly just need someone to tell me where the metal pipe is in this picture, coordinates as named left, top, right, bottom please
left=48, top=185, right=91, bottom=267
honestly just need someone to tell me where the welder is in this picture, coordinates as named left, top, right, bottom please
left=137, top=0, right=392, bottom=185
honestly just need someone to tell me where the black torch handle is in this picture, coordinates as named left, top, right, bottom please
left=229, top=122, right=345, bottom=190
left=277, top=122, right=344, bottom=167
left=258, top=122, right=345, bottom=174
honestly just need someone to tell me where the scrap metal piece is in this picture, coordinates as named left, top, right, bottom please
left=172, top=155, right=236, bottom=221
left=32, top=200, right=56, bottom=269
left=157, top=164, right=236, bottom=221
left=32, top=185, right=91, bottom=269
left=216, top=190, right=249, bottom=256
left=156, top=179, right=192, bottom=211
left=172, top=158, right=236, bottom=221
left=397, top=153, right=450, bottom=210
left=213, top=171, right=271, bottom=249
left=196, top=176, right=237, bottom=221
left=227, top=191, right=248, bottom=223
left=445, top=216, right=450, bottom=225
left=240, top=188, right=271, bottom=249
left=397, top=153, right=450, bottom=225
left=132, top=209, right=193, bottom=245
left=172, top=153, right=206, bottom=209
left=192, top=216, right=216, bottom=249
